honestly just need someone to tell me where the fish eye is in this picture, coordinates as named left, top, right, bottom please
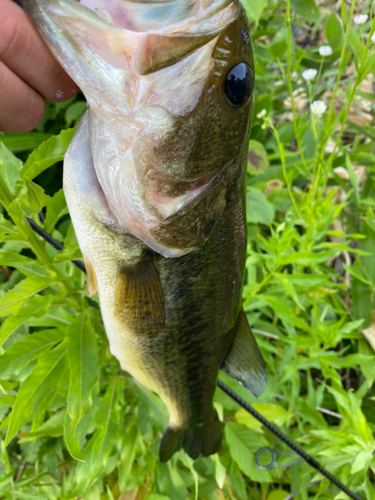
left=224, top=62, right=254, bottom=107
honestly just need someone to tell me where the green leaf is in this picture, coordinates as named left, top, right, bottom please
left=213, top=453, right=226, bottom=489
left=106, top=486, right=116, bottom=500
left=348, top=391, right=374, bottom=444
left=0, top=276, right=56, bottom=317
left=351, top=258, right=372, bottom=328
left=267, top=490, right=290, bottom=500
left=130, top=379, right=168, bottom=430
left=236, top=404, right=289, bottom=428
left=0, top=251, right=52, bottom=278
left=341, top=0, right=347, bottom=28
left=118, top=421, right=139, bottom=491
left=228, top=461, right=247, bottom=500
left=351, top=449, right=373, bottom=474
left=0, top=394, right=16, bottom=407
left=325, top=12, right=343, bottom=48
left=257, top=295, right=308, bottom=330
left=348, top=28, right=365, bottom=64
left=21, top=128, right=76, bottom=180
left=1, top=133, right=52, bottom=153
left=361, top=209, right=375, bottom=284
left=20, top=409, right=65, bottom=438
left=22, top=179, right=51, bottom=214
left=9, top=492, right=47, bottom=499
left=54, top=244, right=83, bottom=264
left=282, top=251, right=333, bottom=266
left=291, top=0, right=319, bottom=22
left=338, top=319, right=364, bottom=337
left=241, top=0, right=267, bottom=23
left=248, top=140, right=269, bottom=176
left=65, top=102, right=87, bottom=127
left=74, top=379, right=123, bottom=493
left=0, top=294, right=53, bottom=347
left=0, top=143, right=22, bottom=195
left=156, top=462, right=187, bottom=500
left=64, top=409, right=93, bottom=461
left=247, top=187, right=275, bottom=225
left=44, top=189, right=68, bottom=234
left=67, top=312, right=99, bottom=427
left=0, top=328, right=65, bottom=378
left=345, top=155, right=359, bottom=208
left=0, top=213, right=16, bottom=235
left=275, top=273, right=305, bottom=310
left=27, top=305, right=73, bottom=329
left=225, top=422, right=271, bottom=482
left=5, top=340, right=68, bottom=445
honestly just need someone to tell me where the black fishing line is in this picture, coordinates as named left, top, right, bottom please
left=26, top=217, right=364, bottom=500
left=27, top=217, right=86, bottom=274
left=217, top=380, right=364, bottom=500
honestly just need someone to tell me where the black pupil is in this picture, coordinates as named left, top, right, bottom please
left=224, top=63, right=253, bottom=106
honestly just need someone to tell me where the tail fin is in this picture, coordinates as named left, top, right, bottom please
left=159, top=416, right=222, bottom=462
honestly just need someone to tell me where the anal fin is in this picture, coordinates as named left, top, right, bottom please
left=114, top=257, right=165, bottom=335
left=220, top=309, right=267, bottom=397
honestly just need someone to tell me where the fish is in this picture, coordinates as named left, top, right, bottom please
left=21, top=0, right=267, bottom=461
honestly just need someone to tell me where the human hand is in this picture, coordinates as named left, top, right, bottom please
left=0, top=0, right=78, bottom=133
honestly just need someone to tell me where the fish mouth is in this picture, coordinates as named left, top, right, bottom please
left=28, top=0, right=238, bottom=75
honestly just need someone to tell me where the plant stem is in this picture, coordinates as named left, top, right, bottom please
left=322, top=16, right=375, bottom=188
left=304, top=1, right=356, bottom=249
left=285, top=0, right=308, bottom=173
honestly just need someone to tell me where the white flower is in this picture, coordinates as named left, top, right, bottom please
left=302, top=68, right=318, bottom=81
left=319, top=45, right=333, bottom=56
left=311, top=100, right=327, bottom=118
left=256, top=109, right=267, bottom=119
left=354, top=14, right=368, bottom=26
left=371, top=32, right=375, bottom=43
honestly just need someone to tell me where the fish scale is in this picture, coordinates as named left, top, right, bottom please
left=22, top=0, right=267, bottom=461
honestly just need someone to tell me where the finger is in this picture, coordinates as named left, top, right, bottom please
left=0, top=60, right=45, bottom=133
left=0, top=0, right=78, bottom=103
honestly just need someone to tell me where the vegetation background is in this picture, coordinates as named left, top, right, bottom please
left=0, top=0, right=374, bottom=498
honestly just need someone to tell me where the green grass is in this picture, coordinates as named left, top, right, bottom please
left=0, top=0, right=374, bottom=499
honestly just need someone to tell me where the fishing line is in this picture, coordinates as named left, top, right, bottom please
left=27, top=217, right=86, bottom=273
left=26, top=217, right=365, bottom=500
left=217, top=380, right=363, bottom=500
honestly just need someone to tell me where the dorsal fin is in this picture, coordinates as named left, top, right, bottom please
left=114, top=257, right=165, bottom=335
left=220, top=309, right=267, bottom=397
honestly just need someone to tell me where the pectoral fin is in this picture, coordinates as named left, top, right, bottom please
left=84, top=257, right=98, bottom=296
left=220, top=310, right=267, bottom=397
left=114, top=258, right=165, bottom=335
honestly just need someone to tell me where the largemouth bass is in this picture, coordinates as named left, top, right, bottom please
left=22, top=0, right=267, bottom=461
